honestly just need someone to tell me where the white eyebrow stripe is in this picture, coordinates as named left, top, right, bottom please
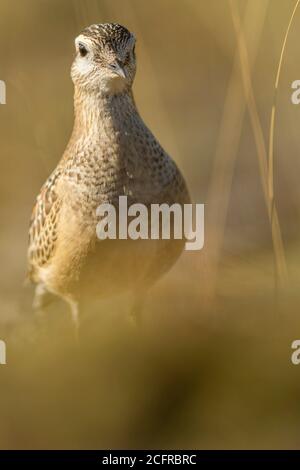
left=74, top=35, right=94, bottom=49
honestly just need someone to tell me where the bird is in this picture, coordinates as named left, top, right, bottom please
left=27, top=23, right=190, bottom=331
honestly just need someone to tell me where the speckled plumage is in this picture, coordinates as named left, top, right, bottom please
left=28, top=23, right=190, bottom=325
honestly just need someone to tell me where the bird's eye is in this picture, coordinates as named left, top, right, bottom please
left=78, top=43, right=88, bottom=57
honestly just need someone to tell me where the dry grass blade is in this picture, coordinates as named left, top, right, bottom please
left=268, top=0, right=300, bottom=203
left=201, top=0, right=269, bottom=306
left=229, top=0, right=288, bottom=288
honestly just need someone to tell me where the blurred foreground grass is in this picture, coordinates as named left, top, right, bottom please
left=0, top=246, right=300, bottom=449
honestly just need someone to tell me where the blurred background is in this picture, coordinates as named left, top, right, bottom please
left=1, top=0, right=300, bottom=449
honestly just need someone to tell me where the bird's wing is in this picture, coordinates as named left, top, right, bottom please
left=27, top=169, right=62, bottom=281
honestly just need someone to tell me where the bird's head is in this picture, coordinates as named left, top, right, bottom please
left=71, top=23, right=136, bottom=95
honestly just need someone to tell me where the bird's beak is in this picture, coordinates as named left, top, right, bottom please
left=109, top=61, right=126, bottom=79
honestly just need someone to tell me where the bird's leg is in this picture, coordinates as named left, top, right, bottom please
left=33, top=283, right=52, bottom=310
left=66, top=298, right=80, bottom=340
left=32, top=283, right=52, bottom=328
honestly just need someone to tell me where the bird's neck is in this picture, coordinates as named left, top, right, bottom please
left=72, top=87, right=138, bottom=139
